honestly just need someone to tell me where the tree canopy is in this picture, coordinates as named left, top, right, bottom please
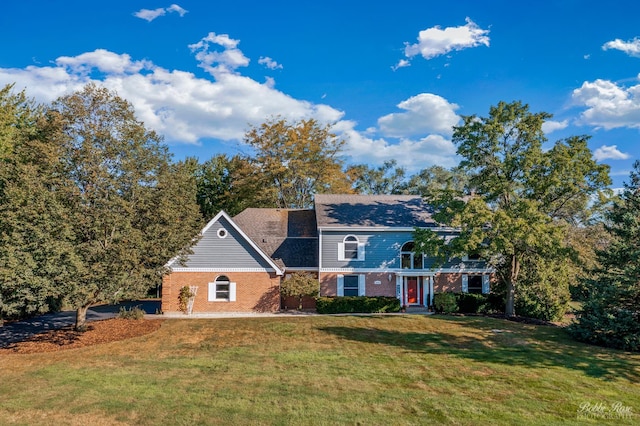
left=569, top=161, right=640, bottom=351
left=243, top=118, right=351, bottom=209
left=0, top=85, right=79, bottom=324
left=45, top=84, right=201, bottom=329
left=346, top=160, right=406, bottom=195
left=414, top=101, right=610, bottom=318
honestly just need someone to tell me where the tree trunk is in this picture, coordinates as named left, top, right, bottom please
left=505, top=280, right=516, bottom=317
left=505, top=254, right=520, bottom=317
left=75, top=305, right=89, bottom=331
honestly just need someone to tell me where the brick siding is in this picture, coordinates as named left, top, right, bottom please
left=162, top=271, right=280, bottom=313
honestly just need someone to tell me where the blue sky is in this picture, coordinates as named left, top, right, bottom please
left=1, top=1, right=640, bottom=188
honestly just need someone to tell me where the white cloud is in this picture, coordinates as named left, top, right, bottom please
left=167, top=4, right=188, bottom=17
left=377, top=93, right=460, bottom=137
left=55, top=49, right=152, bottom=75
left=572, top=77, right=640, bottom=129
left=593, top=145, right=630, bottom=161
left=398, top=17, right=489, bottom=67
left=189, top=32, right=250, bottom=76
left=336, top=120, right=458, bottom=171
left=258, top=56, right=283, bottom=70
left=0, top=48, right=343, bottom=144
left=541, top=119, right=568, bottom=134
left=134, top=8, right=166, bottom=22
left=134, top=4, right=188, bottom=21
left=602, top=37, right=640, bottom=57
left=391, top=59, right=410, bottom=71
left=0, top=33, right=463, bottom=172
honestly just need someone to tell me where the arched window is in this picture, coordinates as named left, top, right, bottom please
left=338, top=235, right=365, bottom=261
left=401, top=241, right=423, bottom=269
left=208, top=275, right=236, bottom=302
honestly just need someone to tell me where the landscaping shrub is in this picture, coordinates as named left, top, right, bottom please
left=118, top=305, right=145, bottom=320
left=315, top=296, right=401, bottom=314
left=456, top=293, right=488, bottom=313
left=485, top=292, right=506, bottom=314
left=569, top=305, right=640, bottom=352
left=434, top=292, right=458, bottom=314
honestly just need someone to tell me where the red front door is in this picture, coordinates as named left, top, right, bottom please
left=407, top=277, right=419, bottom=304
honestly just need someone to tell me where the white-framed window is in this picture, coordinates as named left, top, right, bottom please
left=208, top=275, right=236, bottom=302
left=400, top=241, right=423, bottom=269
left=338, top=235, right=365, bottom=261
left=217, top=228, right=228, bottom=239
left=462, top=275, right=489, bottom=294
left=337, top=274, right=366, bottom=297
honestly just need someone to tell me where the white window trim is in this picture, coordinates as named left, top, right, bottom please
left=461, top=275, right=468, bottom=293
left=217, top=228, right=228, bottom=239
left=400, top=241, right=423, bottom=270
left=338, top=235, right=365, bottom=261
left=482, top=275, right=490, bottom=294
left=208, top=279, right=237, bottom=302
left=337, top=274, right=365, bottom=297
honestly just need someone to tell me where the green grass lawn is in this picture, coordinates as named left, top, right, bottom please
left=1, top=314, right=638, bottom=425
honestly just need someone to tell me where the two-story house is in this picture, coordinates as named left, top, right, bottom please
left=161, top=194, right=493, bottom=314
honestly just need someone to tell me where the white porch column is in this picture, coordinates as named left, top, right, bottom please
left=429, top=276, right=434, bottom=306
left=422, top=277, right=428, bottom=307
left=396, top=275, right=403, bottom=306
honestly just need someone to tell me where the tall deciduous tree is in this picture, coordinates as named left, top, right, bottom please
left=414, top=101, right=610, bottom=318
left=244, top=118, right=351, bottom=208
left=569, top=162, right=640, bottom=351
left=347, top=160, right=406, bottom=195
left=403, top=165, right=468, bottom=199
left=49, top=84, right=201, bottom=330
left=193, top=154, right=266, bottom=219
left=0, top=85, right=80, bottom=324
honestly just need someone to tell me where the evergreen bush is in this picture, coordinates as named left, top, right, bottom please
left=315, top=296, right=401, bottom=314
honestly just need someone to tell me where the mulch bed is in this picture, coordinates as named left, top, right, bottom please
left=0, top=318, right=163, bottom=354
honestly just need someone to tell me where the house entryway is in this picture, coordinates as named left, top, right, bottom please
left=399, top=275, right=434, bottom=308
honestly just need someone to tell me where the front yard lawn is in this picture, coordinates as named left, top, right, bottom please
left=1, top=314, right=638, bottom=425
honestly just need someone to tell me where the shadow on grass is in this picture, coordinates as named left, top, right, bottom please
left=317, top=316, right=640, bottom=382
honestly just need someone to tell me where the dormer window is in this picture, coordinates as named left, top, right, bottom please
left=338, top=235, right=365, bottom=261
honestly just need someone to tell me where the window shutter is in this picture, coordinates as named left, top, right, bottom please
left=358, top=274, right=366, bottom=296
left=337, top=274, right=344, bottom=296
left=482, top=275, right=490, bottom=294
left=357, top=243, right=365, bottom=261
left=337, top=243, right=345, bottom=261
left=208, top=282, right=216, bottom=301
left=229, top=282, right=236, bottom=302
left=461, top=275, right=468, bottom=293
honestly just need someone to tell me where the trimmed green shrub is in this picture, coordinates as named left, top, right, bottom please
left=456, top=293, right=488, bottom=314
left=434, top=292, right=458, bottom=314
left=315, top=296, right=401, bottom=314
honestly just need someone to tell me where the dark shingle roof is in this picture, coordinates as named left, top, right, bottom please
left=233, top=209, right=318, bottom=268
left=314, top=194, right=436, bottom=228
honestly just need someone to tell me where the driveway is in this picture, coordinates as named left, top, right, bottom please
left=0, top=300, right=161, bottom=348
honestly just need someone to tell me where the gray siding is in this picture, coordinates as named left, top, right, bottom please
left=321, top=230, right=408, bottom=269
left=321, top=230, right=487, bottom=270
left=181, top=217, right=273, bottom=269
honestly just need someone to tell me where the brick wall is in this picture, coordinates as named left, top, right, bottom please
left=433, top=273, right=462, bottom=293
left=319, top=272, right=396, bottom=297
left=162, top=271, right=280, bottom=313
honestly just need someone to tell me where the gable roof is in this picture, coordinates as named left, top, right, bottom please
left=314, top=194, right=436, bottom=228
left=166, top=210, right=285, bottom=275
left=233, top=209, right=318, bottom=269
